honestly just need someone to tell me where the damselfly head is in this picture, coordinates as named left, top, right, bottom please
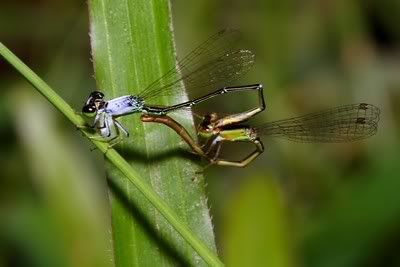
left=82, top=103, right=97, bottom=117
left=199, top=112, right=219, bottom=131
left=82, top=91, right=106, bottom=117
left=85, top=91, right=104, bottom=103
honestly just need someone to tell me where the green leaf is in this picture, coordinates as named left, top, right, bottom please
left=88, top=0, right=219, bottom=266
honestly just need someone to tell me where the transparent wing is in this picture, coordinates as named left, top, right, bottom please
left=257, top=103, right=380, bottom=142
left=138, top=29, right=255, bottom=102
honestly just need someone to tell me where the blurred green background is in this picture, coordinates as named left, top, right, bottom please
left=1, top=1, right=399, bottom=266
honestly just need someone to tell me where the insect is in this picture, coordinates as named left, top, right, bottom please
left=141, top=103, right=380, bottom=167
left=81, top=29, right=263, bottom=145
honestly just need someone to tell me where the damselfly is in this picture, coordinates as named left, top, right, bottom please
left=141, top=103, right=380, bottom=167
left=81, top=29, right=263, bottom=144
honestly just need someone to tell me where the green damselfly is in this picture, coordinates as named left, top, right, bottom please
left=141, top=103, right=380, bottom=167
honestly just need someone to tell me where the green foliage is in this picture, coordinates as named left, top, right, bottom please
left=2, top=0, right=400, bottom=266
left=0, top=2, right=221, bottom=264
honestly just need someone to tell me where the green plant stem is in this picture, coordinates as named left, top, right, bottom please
left=0, top=42, right=223, bottom=267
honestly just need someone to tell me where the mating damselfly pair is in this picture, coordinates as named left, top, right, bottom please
left=82, top=29, right=380, bottom=168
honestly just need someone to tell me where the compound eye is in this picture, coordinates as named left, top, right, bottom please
left=90, top=91, right=104, bottom=100
left=82, top=104, right=97, bottom=117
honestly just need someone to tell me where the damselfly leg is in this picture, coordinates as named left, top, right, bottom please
left=141, top=114, right=265, bottom=168
left=86, top=112, right=129, bottom=149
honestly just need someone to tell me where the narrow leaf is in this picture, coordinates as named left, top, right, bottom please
left=89, top=0, right=219, bottom=266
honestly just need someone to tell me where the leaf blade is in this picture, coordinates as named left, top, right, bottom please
left=89, top=0, right=219, bottom=266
